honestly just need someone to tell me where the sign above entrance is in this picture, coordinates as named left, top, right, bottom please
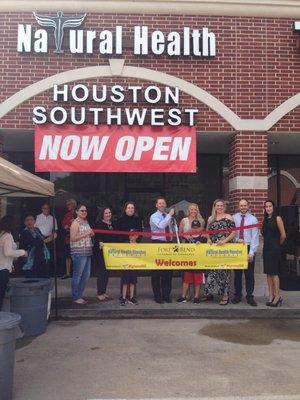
left=17, top=11, right=216, bottom=57
left=35, top=124, right=196, bottom=173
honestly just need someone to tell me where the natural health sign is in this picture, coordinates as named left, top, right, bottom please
left=103, top=243, right=248, bottom=270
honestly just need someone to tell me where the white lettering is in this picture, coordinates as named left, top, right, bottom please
left=86, top=30, right=96, bottom=53
left=60, top=136, right=80, bottom=160
left=33, top=106, right=47, bottom=124
left=81, top=136, right=109, bottom=160
left=167, top=32, right=181, bottom=56
left=34, top=29, right=47, bottom=53
left=134, top=26, right=148, bottom=55
left=50, top=107, right=68, bottom=124
left=125, top=108, right=147, bottom=125
left=151, top=31, right=165, bottom=55
left=17, top=24, right=32, bottom=52
left=72, top=84, right=89, bottom=102
left=99, top=30, right=113, bottom=54
left=39, top=135, right=62, bottom=160
left=133, top=136, right=155, bottom=160
left=53, top=85, right=68, bottom=102
left=153, top=137, right=172, bottom=160
left=170, top=137, right=191, bottom=160
left=115, top=136, right=135, bottom=161
left=70, top=30, right=84, bottom=53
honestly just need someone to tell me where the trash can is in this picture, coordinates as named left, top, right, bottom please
left=0, top=312, right=22, bottom=400
left=8, top=278, right=52, bottom=337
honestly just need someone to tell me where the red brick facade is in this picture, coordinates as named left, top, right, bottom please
left=0, top=12, right=299, bottom=220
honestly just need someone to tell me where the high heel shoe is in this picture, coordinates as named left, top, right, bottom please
left=269, top=297, right=283, bottom=307
left=266, top=297, right=275, bottom=306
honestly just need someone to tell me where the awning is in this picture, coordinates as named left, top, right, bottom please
left=0, top=156, right=54, bottom=197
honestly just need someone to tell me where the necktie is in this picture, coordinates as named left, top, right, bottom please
left=162, top=213, right=171, bottom=242
left=240, top=214, right=245, bottom=240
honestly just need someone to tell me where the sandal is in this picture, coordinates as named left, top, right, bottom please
left=219, top=297, right=229, bottom=306
left=73, top=298, right=88, bottom=305
left=97, top=295, right=109, bottom=302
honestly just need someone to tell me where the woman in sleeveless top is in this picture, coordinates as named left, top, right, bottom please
left=203, top=199, right=236, bottom=306
left=261, top=200, right=286, bottom=307
left=70, top=204, right=94, bottom=304
left=177, top=203, right=205, bottom=304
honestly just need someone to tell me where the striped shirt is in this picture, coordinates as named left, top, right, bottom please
left=70, top=218, right=93, bottom=256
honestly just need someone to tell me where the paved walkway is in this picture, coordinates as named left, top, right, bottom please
left=52, top=277, right=300, bottom=319
left=14, top=319, right=300, bottom=400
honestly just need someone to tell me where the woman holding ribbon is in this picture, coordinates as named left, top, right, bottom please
left=116, top=201, right=143, bottom=306
left=202, top=199, right=236, bottom=305
left=94, top=207, right=117, bottom=302
left=177, top=203, right=205, bottom=304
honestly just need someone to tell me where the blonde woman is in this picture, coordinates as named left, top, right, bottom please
left=202, top=199, right=236, bottom=305
left=177, top=203, right=205, bottom=304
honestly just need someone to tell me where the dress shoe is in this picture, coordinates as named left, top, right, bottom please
left=164, top=298, right=172, bottom=303
left=247, top=298, right=257, bottom=307
left=154, top=298, right=164, bottom=304
left=231, top=296, right=241, bottom=304
left=269, top=297, right=283, bottom=307
left=266, top=297, right=275, bottom=306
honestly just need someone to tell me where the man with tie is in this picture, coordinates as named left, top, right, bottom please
left=233, top=199, right=260, bottom=306
left=149, top=197, right=175, bottom=303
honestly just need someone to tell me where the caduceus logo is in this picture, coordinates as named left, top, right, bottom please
left=33, top=11, right=86, bottom=53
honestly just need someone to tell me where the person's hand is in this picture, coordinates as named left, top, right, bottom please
left=169, top=208, right=175, bottom=217
left=207, top=239, right=212, bottom=245
left=237, top=239, right=245, bottom=243
left=99, top=242, right=104, bottom=249
left=88, top=229, right=95, bottom=237
left=23, top=251, right=28, bottom=257
left=216, top=239, right=225, bottom=246
left=248, top=254, right=254, bottom=262
left=130, top=235, right=138, bottom=243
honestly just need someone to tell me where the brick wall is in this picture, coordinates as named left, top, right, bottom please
left=0, top=13, right=299, bottom=131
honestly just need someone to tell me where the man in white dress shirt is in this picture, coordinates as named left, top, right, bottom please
left=233, top=199, right=259, bottom=306
left=149, top=197, right=175, bottom=303
left=35, top=202, right=58, bottom=274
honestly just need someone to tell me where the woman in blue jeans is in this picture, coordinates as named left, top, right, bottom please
left=70, top=204, right=94, bottom=304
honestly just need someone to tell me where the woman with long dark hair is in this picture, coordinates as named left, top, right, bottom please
left=116, top=201, right=143, bottom=306
left=261, top=200, right=286, bottom=307
left=0, top=216, right=27, bottom=310
left=70, top=204, right=94, bottom=305
left=94, top=207, right=117, bottom=301
left=19, top=213, right=50, bottom=278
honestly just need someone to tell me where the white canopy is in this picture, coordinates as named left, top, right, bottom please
left=0, top=156, right=54, bottom=197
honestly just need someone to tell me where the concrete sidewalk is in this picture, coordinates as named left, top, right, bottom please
left=52, top=276, right=300, bottom=319
left=14, top=319, right=300, bottom=400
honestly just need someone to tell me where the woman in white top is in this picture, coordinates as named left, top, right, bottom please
left=0, top=216, right=27, bottom=310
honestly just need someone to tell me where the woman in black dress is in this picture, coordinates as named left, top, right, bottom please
left=116, top=202, right=143, bottom=306
left=94, top=207, right=117, bottom=301
left=261, top=200, right=286, bottom=307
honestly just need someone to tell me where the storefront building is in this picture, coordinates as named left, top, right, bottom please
left=0, top=0, right=299, bottom=244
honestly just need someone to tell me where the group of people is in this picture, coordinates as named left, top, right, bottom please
left=0, top=195, right=287, bottom=311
